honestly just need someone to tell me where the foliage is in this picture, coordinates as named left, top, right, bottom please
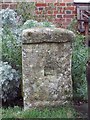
left=67, top=19, right=78, bottom=33
left=16, top=2, right=35, bottom=23
left=68, top=19, right=88, bottom=101
left=0, top=8, right=22, bottom=70
left=1, top=105, right=77, bottom=118
left=22, top=20, right=55, bottom=30
left=1, top=8, right=22, bottom=44
left=1, top=8, right=22, bottom=27
left=0, top=61, right=20, bottom=102
left=0, top=8, right=22, bottom=103
left=2, top=26, right=22, bottom=70
left=72, top=33, right=88, bottom=101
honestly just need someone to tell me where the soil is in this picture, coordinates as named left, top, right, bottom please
left=73, top=101, right=88, bottom=118
left=74, top=105, right=88, bottom=117
left=2, top=96, right=23, bottom=108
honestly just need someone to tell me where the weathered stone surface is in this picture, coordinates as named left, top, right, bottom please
left=22, top=27, right=74, bottom=43
left=22, top=27, right=75, bottom=110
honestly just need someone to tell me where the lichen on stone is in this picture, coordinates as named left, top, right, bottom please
left=22, top=27, right=75, bottom=110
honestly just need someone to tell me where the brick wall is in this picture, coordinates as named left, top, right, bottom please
left=1, top=0, right=76, bottom=28
left=35, top=1, right=76, bottom=28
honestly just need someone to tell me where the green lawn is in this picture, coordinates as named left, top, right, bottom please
left=1, top=105, right=77, bottom=119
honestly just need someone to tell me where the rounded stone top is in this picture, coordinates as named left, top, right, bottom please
left=22, top=27, right=75, bottom=44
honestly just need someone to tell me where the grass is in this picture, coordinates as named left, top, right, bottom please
left=1, top=105, right=77, bottom=119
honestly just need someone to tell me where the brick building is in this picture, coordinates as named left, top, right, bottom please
left=1, top=0, right=77, bottom=28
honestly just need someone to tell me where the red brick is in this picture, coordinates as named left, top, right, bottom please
left=2, top=3, right=10, bottom=9
left=63, top=0, right=73, bottom=2
left=35, top=11, right=42, bottom=14
left=54, top=3, right=57, bottom=6
left=52, top=7, right=56, bottom=11
left=55, top=18, right=61, bottom=22
left=47, top=10, right=53, bottom=14
left=36, top=3, right=46, bottom=7
left=66, top=18, right=72, bottom=22
left=54, top=3, right=60, bottom=6
left=45, top=6, right=49, bottom=10
left=72, top=10, right=77, bottom=14
left=45, top=3, right=49, bottom=6
left=65, top=6, right=75, bottom=10
left=60, top=3, right=65, bottom=6
left=64, top=14, right=75, bottom=18
left=0, top=4, right=2, bottom=9
left=54, top=10, right=58, bottom=15
left=59, top=9, right=65, bottom=14
left=10, top=3, right=17, bottom=9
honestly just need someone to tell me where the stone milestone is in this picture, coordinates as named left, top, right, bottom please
left=22, top=27, right=75, bottom=110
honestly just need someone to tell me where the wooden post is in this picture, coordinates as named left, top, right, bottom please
left=86, top=60, right=90, bottom=120
left=86, top=35, right=90, bottom=120
left=84, top=21, right=88, bottom=35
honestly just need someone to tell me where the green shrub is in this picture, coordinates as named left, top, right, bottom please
left=72, top=33, right=88, bottom=101
left=16, top=2, right=35, bottom=23
left=1, top=9, right=22, bottom=102
left=67, top=19, right=78, bottom=34
left=0, top=61, right=20, bottom=102
left=1, top=8, right=22, bottom=71
left=2, top=26, right=22, bottom=71
left=22, top=20, right=55, bottom=30
left=1, top=8, right=18, bottom=27
left=68, top=19, right=88, bottom=101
